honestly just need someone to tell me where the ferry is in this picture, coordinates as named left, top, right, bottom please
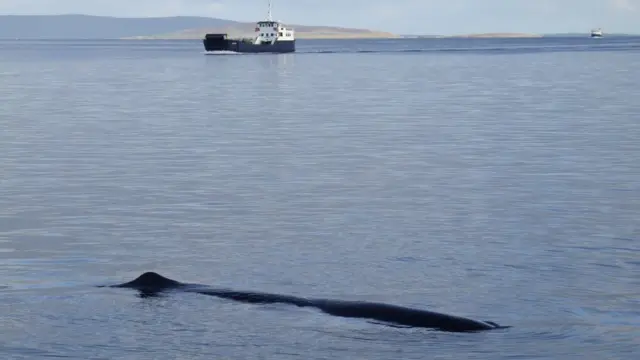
left=203, top=1, right=295, bottom=54
left=590, top=28, right=603, bottom=38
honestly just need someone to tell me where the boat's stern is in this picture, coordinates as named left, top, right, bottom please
left=203, top=33, right=231, bottom=51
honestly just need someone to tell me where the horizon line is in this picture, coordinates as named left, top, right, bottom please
left=1, top=13, right=638, bottom=36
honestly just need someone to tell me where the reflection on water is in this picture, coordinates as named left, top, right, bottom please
left=1, top=38, right=639, bottom=359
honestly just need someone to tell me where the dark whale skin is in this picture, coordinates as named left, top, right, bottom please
left=106, top=272, right=510, bottom=333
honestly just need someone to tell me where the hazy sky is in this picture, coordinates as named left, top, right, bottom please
left=1, top=0, right=639, bottom=34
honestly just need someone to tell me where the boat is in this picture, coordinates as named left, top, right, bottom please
left=590, top=28, right=603, bottom=38
left=202, top=1, right=295, bottom=54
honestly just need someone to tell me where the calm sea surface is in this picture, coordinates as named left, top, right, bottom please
left=1, top=37, right=639, bottom=359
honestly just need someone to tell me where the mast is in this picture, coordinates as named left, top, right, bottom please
left=267, top=0, right=272, bottom=21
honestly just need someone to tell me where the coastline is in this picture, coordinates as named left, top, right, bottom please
left=413, top=33, right=543, bottom=39
left=4, top=15, right=635, bottom=40
left=122, top=31, right=401, bottom=40
left=445, top=33, right=543, bottom=38
left=122, top=32, right=544, bottom=40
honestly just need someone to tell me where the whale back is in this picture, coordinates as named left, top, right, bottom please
left=113, top=272, right=182, bottom=291
left=107, top=272, right=510, bottom=332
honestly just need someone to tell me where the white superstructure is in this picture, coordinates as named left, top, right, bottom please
left=252, top=0, right=295, bottom=45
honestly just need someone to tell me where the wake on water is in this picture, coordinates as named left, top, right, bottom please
left=203, top=50, right=243, bottom=55
left=299, top=43, right=640, bottom=55
left=200, top=40, right=640, bottom=56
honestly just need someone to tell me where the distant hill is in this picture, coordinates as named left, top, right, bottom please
left=412, top=33, right=542, bottom=39
left=446, top=33, right=543, bottom=38
left=5, top=15, right=630, bottom=40
left=131, top=23, right=398, bottom=40
left=0, top=15, right=237, bottom=39
left=0, top=14, right=397, bottom=40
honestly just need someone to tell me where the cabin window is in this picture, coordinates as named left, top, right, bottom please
left=279, top=32, right=283, bottom=37
left=287, top=32, right=291, bottom=36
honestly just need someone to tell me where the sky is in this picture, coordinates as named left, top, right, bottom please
left=0, top=0, right=639, bottom=35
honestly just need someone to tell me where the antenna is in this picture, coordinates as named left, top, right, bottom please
left=268, top=0, right=272, bottom=21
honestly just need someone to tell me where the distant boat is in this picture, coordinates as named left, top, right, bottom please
left=202, top=0, right=295, bottom=54
left=590, top=28, right=603, bottom=38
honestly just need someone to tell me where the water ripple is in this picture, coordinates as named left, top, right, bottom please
left=1, top=38, right=639, bottom=359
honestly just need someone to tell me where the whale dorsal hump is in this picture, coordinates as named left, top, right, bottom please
left=116, top=272, right=182, bottom=290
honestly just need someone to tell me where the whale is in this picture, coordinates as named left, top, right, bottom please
left=104, top=272, right=510, bottom=333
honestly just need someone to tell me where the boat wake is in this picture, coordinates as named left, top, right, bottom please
left=295, top=42, right=640, bottom=55
left=198, top=42, right=640, bottom=57
left=203, top=50, right=243, bottom=55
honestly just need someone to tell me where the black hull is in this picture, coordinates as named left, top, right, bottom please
left=203, top=34, right=295, bottom=54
